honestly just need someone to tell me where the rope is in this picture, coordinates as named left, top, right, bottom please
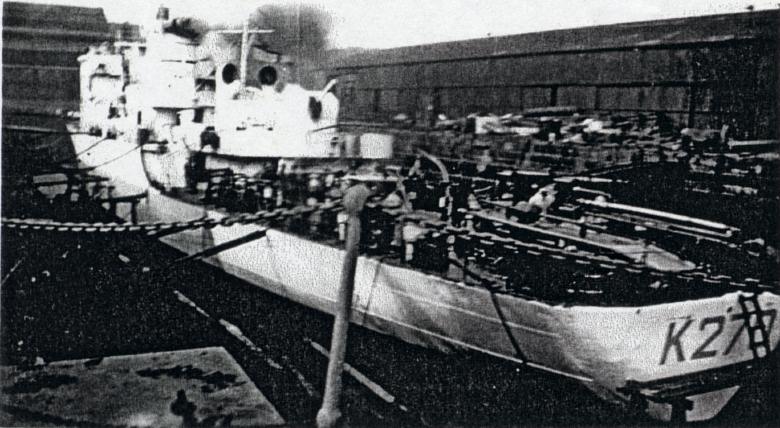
left=46, top=136, right=111, bottom=166
left=488, top=290, right=528, bottom=363
left=88, top=144, right=142, bottom=169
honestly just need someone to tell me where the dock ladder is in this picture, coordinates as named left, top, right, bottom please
left=737, top=292, right=771, bottom=359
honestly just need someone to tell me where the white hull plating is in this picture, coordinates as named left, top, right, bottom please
left=67, top=129, right=780, bottom=422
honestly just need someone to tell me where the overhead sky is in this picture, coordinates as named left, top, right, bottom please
left=19, top=0, right=779, bottom=49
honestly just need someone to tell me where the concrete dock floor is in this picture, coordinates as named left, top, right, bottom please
left=0, top=346, right=284, bottom=427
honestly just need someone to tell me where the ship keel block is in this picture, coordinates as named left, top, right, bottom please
left=642, top=385, right=741, bottom=422
left=683, top=386, right=740, bottom=422
left=0, top=347, right=284, bottom=427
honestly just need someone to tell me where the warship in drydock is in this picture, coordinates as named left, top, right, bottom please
left=43, top=6, right=778, bottom=422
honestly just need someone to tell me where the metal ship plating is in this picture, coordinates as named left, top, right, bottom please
left=51, top=6, right=778, bottom=423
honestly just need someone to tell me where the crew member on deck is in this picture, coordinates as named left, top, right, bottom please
left=528, top=185, right=556, bottom=214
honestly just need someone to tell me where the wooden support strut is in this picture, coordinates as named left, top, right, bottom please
left=93, top=191, right=148, bottom=224
left=170, top=229, right=268, bottom=266
left=316, top=184, right=371, bottom=428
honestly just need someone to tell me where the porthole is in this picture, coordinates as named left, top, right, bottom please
left=258, top=66, right=278, bottom=86
left=222, top=63, right=238, bottom=84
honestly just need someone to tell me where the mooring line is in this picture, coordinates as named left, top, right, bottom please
left=87, top=144, right=142, bottom=170
left=488, top=290, right=529, bottom=364
left=43, top=136, right=111, bottom=167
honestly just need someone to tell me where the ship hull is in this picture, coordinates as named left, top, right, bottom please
left=64, top=128, right=780, bottom=422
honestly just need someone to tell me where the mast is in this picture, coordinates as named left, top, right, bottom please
left=296, top=2, right=301, bottom=82
left=215, top=20, right=273, bottom=85
left=240, top=18, right=250, bottom=84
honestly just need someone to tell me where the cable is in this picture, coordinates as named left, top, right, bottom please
left=87, top=144, right=142, bottom=170
left=46, top=136, right=110, bottom=166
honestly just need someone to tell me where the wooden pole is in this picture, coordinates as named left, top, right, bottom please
left=316, top=184, right=371, bottom=428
